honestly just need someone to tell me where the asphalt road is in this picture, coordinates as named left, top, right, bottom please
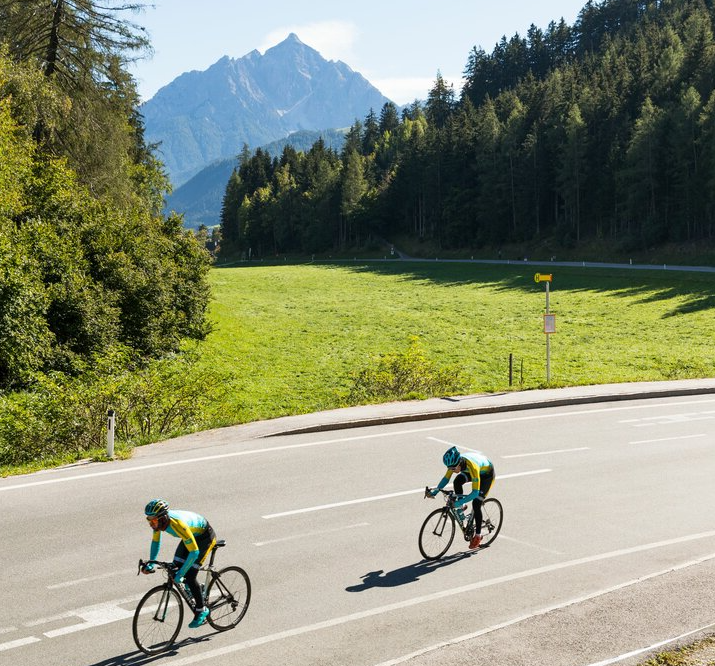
left=3, top=392, right=715, bottom=666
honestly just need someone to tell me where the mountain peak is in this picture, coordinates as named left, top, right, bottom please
left=142, top=37, right=392, bottom=186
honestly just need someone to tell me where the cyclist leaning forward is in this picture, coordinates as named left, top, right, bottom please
left=142, top=499, right=217, bottom=628
left=429, top=446, right=495, bottom=549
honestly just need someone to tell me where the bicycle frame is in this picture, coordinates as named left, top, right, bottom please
left=426, top=488, right=476, bottom=541
left=138, top=539, right=226, bottom=610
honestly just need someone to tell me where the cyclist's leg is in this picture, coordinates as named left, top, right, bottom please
left=453, top=471, right=468, bottom=495
left=474, top=466, right=495, bottom=534
left=184, top=526, right=217, bottom=610
left=173, top=542, right=203, bottom=610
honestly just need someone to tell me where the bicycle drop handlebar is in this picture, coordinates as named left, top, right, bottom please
left=136, top=559, right=177, bottom=576
left=424, top=486, right=457, bottom=502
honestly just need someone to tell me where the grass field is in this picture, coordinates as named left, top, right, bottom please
left=199, top=260, right=715, bottom=427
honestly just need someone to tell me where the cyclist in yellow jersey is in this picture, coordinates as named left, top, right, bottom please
left=428, top=446, right=495, bottom=549
left=141, top=499, right=217, bottom=628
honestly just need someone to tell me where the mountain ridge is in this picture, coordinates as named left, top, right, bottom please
left=142, top=33, right=391, bottom=186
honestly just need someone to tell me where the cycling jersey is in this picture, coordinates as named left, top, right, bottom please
left=436, top=450, right=494, bottom=501
left=149, top=509, right=212, bottom=579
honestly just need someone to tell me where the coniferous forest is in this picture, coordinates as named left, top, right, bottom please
left=219, top=0, right=715, bottom=259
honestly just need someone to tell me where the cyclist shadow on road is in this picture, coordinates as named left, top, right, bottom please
left=83, top=633, right=218, bottom=666
left=346, top=551, right=477, bottom=592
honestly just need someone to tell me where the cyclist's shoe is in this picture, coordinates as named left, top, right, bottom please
left=469, top=534, right=483, bottom=549
left=189, top=608, right=210, bottom=628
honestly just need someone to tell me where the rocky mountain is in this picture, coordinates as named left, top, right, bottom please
left=165, top=129, right=348, bottom=229
left=142, top=33, right=392, bottom=187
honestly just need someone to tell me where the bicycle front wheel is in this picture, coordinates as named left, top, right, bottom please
left=418, top=508, right=455, bottom=560
left=206, top=565, right=251, bottom=631
left=479, top=497, right=504, bottom=547
left=133, top=585, right=184, bottom=655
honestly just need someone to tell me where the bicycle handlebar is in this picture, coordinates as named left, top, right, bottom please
left=424, top=486, right=456, bottom=502
left=137, top=559, right=177, bottom=576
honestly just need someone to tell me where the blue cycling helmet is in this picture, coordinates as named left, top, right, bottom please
left=145, top=498, right=169, bottom=518
left=443, top=446, right=461, bottom=467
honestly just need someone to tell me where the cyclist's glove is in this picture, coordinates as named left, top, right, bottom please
left=453, top=496, right=466, bottom=508
left=428, top=488, right=438, bottom=497
left=143, top=562, right=155, bottom=573
left=174, top=572, right=185, bottom=585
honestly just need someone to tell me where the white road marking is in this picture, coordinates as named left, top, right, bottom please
left=155, top=536, right=715, bottom=666
left=253, top=522, right=370, bottom=546
left=43, top=601, right=136, bottom=638
left=47, top=568, right=135, bottom=590
left=3, top=398, right=715, bottom=492
left=502, top=447, right=590, bottom=458
left=426, top=436, right=478, bottom=451
left=620, top=410, right=715, bottom=426
left=4, top=533, right=715, bottom=656
left=261, top=469, right=551, bottom=519
left=580, top=622, right=715, bottom=666
left=372, top=551, right=715, bottom=666
left=0, top=637, right=41, bottom=652
left=629, top=434, right=707, bottom=445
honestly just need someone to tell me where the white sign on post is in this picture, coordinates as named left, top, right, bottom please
left=543, top=313, right=556, bottom=334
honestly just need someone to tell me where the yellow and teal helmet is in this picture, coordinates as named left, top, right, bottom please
left=443, top=446, right=461, bottom=467
left=145, top=498, right=169, bottom=518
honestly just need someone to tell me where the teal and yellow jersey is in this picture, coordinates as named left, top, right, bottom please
left=149, top=509, right=209, bottom=562
left=441, top=450, right=492, bottom=491
left=435, top=450, right=494, bottom=501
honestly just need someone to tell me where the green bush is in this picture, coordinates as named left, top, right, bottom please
left=347, top=337, right=467, bottom=403
left=0, top=347, right=239, bottom=468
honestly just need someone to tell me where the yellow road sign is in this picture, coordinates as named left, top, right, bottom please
left=534, top=273, right=553, bottom=283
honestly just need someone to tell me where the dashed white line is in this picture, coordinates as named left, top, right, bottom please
left=44, top=605, right=136, bottom=638
left=253, top=522, right=370, bottom=546
left=502, top=447, right=589, bottom=458
left=0, top=637, right=41, bottom=652
left=262, top=470, right=551, bottom=519
left=629, top=434, right=707, bottom=444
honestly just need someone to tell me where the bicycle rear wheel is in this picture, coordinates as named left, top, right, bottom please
left=418, top=508, right=455, bottom=560
left=206, top=566, right=251, bottom=631
left=133, top=585, right=183, bottom=655
left=479, top=497, right=503, bottom=547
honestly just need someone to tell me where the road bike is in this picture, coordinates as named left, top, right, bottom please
left=419, top=487, right=503, bottom=560
left=133, top=539, right=251, bottom=655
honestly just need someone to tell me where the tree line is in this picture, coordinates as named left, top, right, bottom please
left=219, top=0, right=715, bottom=258
left=0, top=1, right=217, bottom=466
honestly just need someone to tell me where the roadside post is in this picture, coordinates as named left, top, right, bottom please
left=534, top=273, right=555, bottom=382
left=107, top=409, right=115, bottom=458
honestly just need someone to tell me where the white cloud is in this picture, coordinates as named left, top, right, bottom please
left=259, top=21, right=359, bottom=63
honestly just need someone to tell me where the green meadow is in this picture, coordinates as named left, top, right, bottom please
left=200, top=260, right=715, bottom=426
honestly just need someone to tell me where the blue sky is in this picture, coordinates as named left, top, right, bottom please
left=129, top=1, right=588, bottom=105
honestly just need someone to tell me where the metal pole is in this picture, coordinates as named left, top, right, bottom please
left=107, top=409, right=115, bottom=458
left=509, top=353, right=513, bottom=386
left=545, top=282, right=550, bottom=383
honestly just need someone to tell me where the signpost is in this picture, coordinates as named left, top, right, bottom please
left=534, top=273, right=555, bottom=382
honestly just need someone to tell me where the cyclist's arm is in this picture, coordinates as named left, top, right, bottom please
left=149, top=530, right=161, bottom=561
left=431, top=469, right=453, bottom=493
